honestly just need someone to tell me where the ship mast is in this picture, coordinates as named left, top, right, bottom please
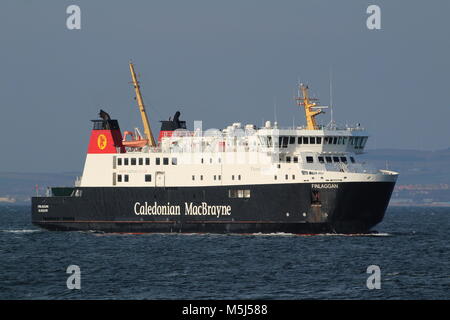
left=129, top=62, right=156, bottom=147
left=296, top=83, right=324, bottom=130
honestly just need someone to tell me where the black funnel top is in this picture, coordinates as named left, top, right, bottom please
left=160, top=111, right=186, bottom=131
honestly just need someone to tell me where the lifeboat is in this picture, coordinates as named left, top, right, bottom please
left=122, top=130, right=148, bottom=148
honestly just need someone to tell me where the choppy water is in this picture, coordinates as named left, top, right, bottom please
left=0, top=205, right=449, bottom=299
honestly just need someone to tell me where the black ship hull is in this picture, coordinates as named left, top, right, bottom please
left=31, top=181, right=395, bottom=234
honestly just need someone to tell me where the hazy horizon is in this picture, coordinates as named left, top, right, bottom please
left=1, top=0, right=449, bottom=172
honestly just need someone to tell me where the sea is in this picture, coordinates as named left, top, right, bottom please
left=0, top=205, right=448, bottom=300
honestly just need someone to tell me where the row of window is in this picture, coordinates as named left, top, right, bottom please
left=275, top=136, right=367, bottom=148
left=274, top=175, right=296, bottom=181
left=117, top=174, right=129, bottom=182
left=117, top=174, right=152, bottom=183
left=319, top=155, right=355, bottom=164
left=116, top=157, right=227, bottom=166
left=192, top=175, right=241, bottom=181
left=281, top=155, right=356, bottom=164
left=324, top=136, right=367, bottom=148
left=304, top=155, right=355, bottom=164
left=117, top=173, right=244, bottom=183
left=117, top=157, right=177, bottom=166
left=278, top=136, right=322, bottom=148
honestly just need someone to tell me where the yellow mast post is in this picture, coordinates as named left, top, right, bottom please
left=129, top=62, right=156, bottom=147
left=296, top=83, right=324, bottom=130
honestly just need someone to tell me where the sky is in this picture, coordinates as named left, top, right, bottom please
left=0, top=0, right=449, bottom=172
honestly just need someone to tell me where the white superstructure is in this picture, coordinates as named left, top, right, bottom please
left=80, top=121, right=397, bottom=188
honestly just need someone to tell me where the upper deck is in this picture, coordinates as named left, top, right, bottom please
left=132, top=121, right=368, bottom=156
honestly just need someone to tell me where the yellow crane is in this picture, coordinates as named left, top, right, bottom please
left=129, top=62, right=156, bottom=147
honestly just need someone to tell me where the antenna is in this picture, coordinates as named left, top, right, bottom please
left=330, top=68, right=333, bottom=123
left=327, top=67, right=336, bottom=129
left=273, top=96, right=277, bottom=123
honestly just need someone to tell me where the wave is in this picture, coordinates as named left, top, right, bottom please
left=244, top=232, right=296, bottom=237
left=314, top=232, right=392, bottom=237
left=87, top=231, right=392, bottom=237
left=1, top=229, right=41, bottom=233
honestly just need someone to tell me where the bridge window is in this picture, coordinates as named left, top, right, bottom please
left=350, top=157, right=355, bottom=163
left=318, top=156, right=324, bottom=163
left=306, top=156, right=314, bottom=163
left=333, top=137, right=338, bottom=144
left=298, top=137, right=302, bottom=144
left=317, top=137, right=322, bottom=144
left=303, top=137, right=309, bottom=144
left=293, top=156, right=299, bottom=163
left=340, top=157, right=347, bottom=163
left=333, top=156, right=340, bottom=162
left=326, top=156, right=332, bottom=163
left=289, top=136, right=295, bottom=144
left=310, top=137, right=316, bottom=144
left=360, top=137, right=367, bottom=148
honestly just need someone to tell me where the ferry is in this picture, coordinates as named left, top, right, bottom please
left=31, top=63, right=398, bottom=234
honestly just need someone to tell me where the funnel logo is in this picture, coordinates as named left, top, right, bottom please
left=97, top=134, right=107, bottom=150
